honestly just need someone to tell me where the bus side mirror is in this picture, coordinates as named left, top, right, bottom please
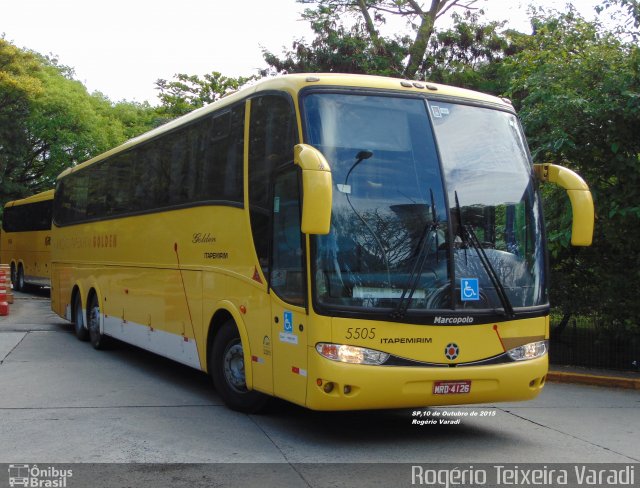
left=294, top=144, right=332, bottom=235
left=534, top=163, right=594, bottom=246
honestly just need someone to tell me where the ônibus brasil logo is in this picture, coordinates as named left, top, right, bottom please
left=8, top=464, right=73, bottom=487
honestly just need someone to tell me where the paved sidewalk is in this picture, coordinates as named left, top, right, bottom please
left=547, top=364, right=640, bottom=390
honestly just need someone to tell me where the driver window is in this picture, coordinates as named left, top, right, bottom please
left=271, top=170, right=305, bottom=306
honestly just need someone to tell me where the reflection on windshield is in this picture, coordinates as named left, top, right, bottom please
left=302, top=93, right=547, bottom=316
left=305, top=94, right=450, bottom=311
left=429, top=101, right=547, bottom=310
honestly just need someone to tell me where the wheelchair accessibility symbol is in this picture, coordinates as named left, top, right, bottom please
left=283, top=311, right=293, bottom=333
left=461, top=278, right=480, bottom=301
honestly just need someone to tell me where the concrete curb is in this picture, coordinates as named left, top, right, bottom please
left=547, top=371, right=640, bottom=390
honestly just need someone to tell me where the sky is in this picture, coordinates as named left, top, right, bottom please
left=2, top=0, right=610, bottom=104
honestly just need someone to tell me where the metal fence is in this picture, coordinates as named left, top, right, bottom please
left=549, top=315, right=640, bottom=371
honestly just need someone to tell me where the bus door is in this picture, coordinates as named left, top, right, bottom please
left=270, top=168, right=308, bottom=405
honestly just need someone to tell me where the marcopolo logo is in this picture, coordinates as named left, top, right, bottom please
left=8, top=465, right=73, bottom=487
left=434, top=316, right=474, bottom=325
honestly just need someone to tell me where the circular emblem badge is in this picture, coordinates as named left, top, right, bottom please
left=445, top=343, right=459, bottom=360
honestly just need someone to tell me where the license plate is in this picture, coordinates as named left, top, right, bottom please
left=433, top=380, right=471, bottom=395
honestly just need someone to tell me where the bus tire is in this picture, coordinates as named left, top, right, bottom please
left=15, top=265, right=25, bottom=292
left=87, top=293, right=108, bottom=350
left=73, top=294, right=89, bottom=341
left=10, top=264, right=16, bottom=289
left=210, top=320, right=268, bottom=413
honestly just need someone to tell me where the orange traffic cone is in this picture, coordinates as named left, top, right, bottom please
left=1, top=264, right=12, bottom=303
left=0, top=267, right=9, bottom=316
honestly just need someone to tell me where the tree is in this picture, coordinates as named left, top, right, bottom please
left=0, top=38, right=44, bottom=200
left=503, top=9, right=640, bottom=329
left=263, top=16, right=408, bottom=76
left=90, top=92, right=164, bottom=140
left=155, top=72, right=258, bottom=118
left=419, top=10, right=524, bottom=91
left=10, top=54, right=136, bottom=198
left=264, top=0, right=484, bottom=78
left=0, top=40, right=159, bottom=205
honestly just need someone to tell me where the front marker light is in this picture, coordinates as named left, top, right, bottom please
left=316, top=343, right=390, bottom=365
left=507, top=340, right=548, bottom=361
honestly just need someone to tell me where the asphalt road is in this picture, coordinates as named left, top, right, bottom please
left=0, top=291, right=638, bottom=487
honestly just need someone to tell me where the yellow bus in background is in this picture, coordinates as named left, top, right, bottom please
left=1, top=189, right=54, bottom=291
left=50, top=74, right=594, bottom=412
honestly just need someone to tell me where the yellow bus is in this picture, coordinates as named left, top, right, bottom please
left=51, top=74, right=594, bottom=412
left=1, top=189, right=54, bottom=291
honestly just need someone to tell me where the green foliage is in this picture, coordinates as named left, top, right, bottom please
left=0, top=39, right=43, bottom=199
left=91, top=92, right=164, bottom=141
left=503, top=9, right=640, bottom=327
left=262, top=19, right=407, bottom=76
left=264, top=0, right=482, bottom=78
left=26, top=61, right=118, bottom=184
left=419, top=10, right=525, bottom=93
left=0, top=39, right=159, bottom=206
left=262, top=4, right=522, bottom=97
left=155, top=72, right=258, bottom=118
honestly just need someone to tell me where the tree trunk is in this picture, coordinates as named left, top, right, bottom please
left=404, top=0, right=441, bottom=79
left=357, top=0, right=380, bottom=44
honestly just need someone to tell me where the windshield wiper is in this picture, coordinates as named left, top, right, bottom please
left=391, top=189, right=439, bottom=320
left=454, top=192, right=514, bottom=318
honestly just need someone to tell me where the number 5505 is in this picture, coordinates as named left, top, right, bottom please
left=345, top=327, right=376, bottom=340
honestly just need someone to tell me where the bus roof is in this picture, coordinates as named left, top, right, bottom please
left=4, top=189, right=55, bottom=208
left=57, top=73, right=511, bottom=180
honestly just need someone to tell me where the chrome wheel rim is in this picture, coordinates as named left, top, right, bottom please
left=88, top=304, right=100, bottom=338
left=223, top=342, right=247, bottom=393
left=74, top=300, right=84, bottom=331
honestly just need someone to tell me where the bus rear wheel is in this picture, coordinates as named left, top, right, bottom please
left=73, top=294, right=89, bottom=341
left=210, top=320, right=268, bottom=413
left=15, top=265, right=25, bottom=292
left=87, top=293, right=108, bottom=350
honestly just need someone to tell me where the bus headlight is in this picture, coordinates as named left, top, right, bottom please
left=316, top=343, right=390, bottom=365
left=507, top=340, right=548, bottom=361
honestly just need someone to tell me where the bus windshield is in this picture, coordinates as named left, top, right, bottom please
left=302, top=92, right=547, bottom=317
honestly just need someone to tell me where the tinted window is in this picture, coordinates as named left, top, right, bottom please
left=3, top=199, right=53, bottom=232
left=53, top=104, right=245, bottom=226
left=199, top=109, right=244, bottom=202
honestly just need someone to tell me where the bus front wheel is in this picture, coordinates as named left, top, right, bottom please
left=210, top=321, right=268, bottom=413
